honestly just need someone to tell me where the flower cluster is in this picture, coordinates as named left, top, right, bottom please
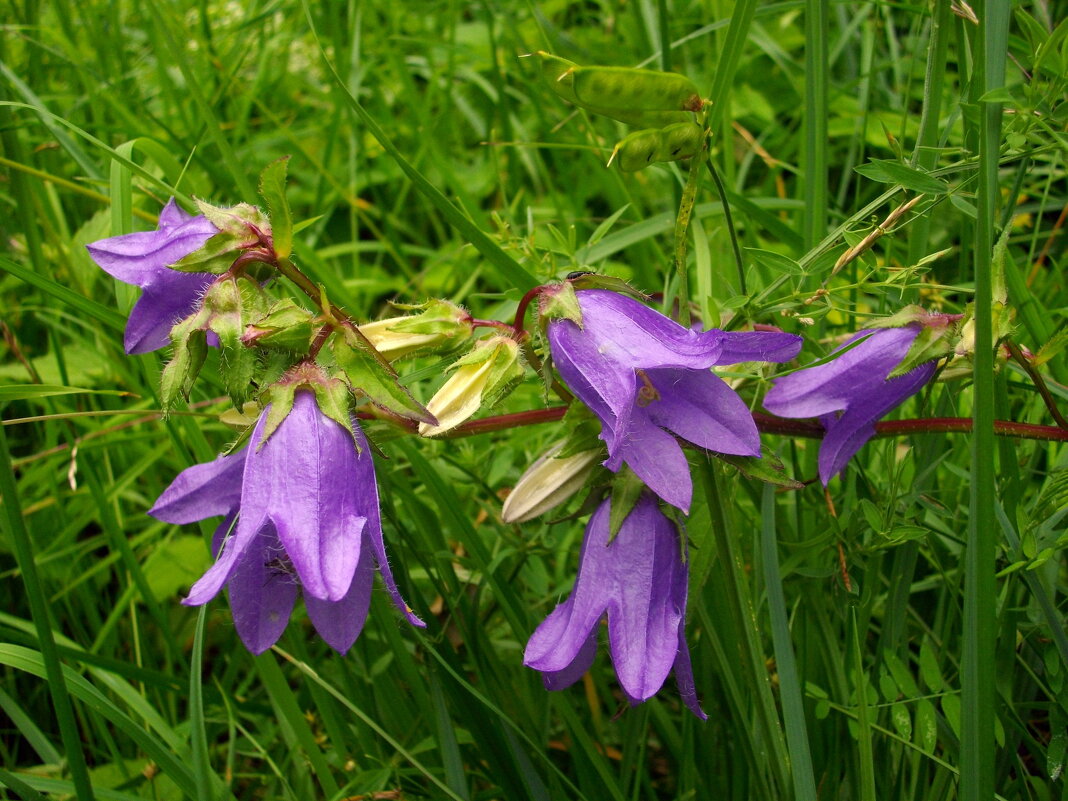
left=87, top=194, right=950, bottom=718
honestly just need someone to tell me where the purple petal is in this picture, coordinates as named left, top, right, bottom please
left=123, top=270, right=215, bottom=354
left=573, top=290, right=723, bottom=368
left=613, top=413, right=693, bottom=513
left=671, top=627, right=707, bottom=719
left=643, top=368, right=760, bottom=458
left=350, top=424, right=425, bottom=627
left=149, top=448, right=246, bottom=524
left=603, top=498, right=684, bottom=702
left=763, top=326, right=921, bottom=419
left=548, top=319, right=635, bottom=452
left=540, top=631, right=599, bottom=691
left=227, top=525, right=299, bottom=655
left=261, top=393, right=363, bottom=601
left=183, top=413, right=275, bottom=605
left=305, top=544, right=375, bottom=654
left=524, top=502, right=614, bottom=673
left=714, top=330, right=803, bottom=364
left=818, top=361, right=937, bottom=484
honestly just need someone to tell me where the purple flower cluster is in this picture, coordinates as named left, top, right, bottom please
left=87, top=200, right=941, bottom=716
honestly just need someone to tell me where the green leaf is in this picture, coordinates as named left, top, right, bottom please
left=0, top=385, right=133, bottom=402
left=607, top=469, right=645, bottom=542
left=854, top=159, right=949, bottom=195
left=713, top=448, right=803, bottom=489
left=259, top=156, right=293, bottom=259
left=333, top=330, right=435, bottom=424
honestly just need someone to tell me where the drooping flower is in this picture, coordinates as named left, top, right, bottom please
left=546, top=289, right=802, bottom=512
left=150, top=390, right=424, bottom=654
left=86, top=198, right=218, bottom=354
left=524, top=494, right=705, bottom=718
left=762, top=324, right=938, bottom=484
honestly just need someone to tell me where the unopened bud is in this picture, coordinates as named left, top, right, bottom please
left=358, top=300, right=473, bottom=361
left=418, top=336, right=524, bottom=437
left=501, top=442, right=600, bottom=523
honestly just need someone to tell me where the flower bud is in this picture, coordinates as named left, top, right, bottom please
left=418, top=336, right=525, bottom=437
left=357, top=300, right=473, bottom=361
left=501, top=441, right=600, bottom=523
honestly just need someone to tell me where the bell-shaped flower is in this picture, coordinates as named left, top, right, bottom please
left=149, top=390, right=424, bottom=654
left=86, top=198, right=219, bottom=354
left=524, top=494, right=705, bottom=718
left=546, top=289, right=801, bottom=512
left=762, top=324, right=938, bottom=484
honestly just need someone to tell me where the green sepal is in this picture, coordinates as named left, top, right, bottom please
left=169, top=231, right=244, bottom=274
left=310, top=377, right=357, bottom=442
left=244, top=299, right=318, bottom=354
left=259, top=156, right=293, bottom=259
left=888, top=324, right=954, bottom=379
left=160, top=328, right=208, bottom=415
left=557, top=404, right=605, bottom=458
left=260, top=382, right=296, bottom=446
left=383, top=299, right=469, bottom=335
left=538, top=281, right=583, bottom=327
left=608, top=469, right=646, bottom=543
left=567, top=273, right=647, bottom=301
left=202, top=277, right=264, bottom=405
left=194, top=199, right=269, bottom=241
left=713, top=448, right=803, bottom=490
left=332, top=327, right=435, bottom=424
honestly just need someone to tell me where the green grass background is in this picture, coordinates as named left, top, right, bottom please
left=1, top=0, right=1067, bottom=798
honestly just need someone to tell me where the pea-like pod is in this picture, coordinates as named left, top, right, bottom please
left=531, top=52, right=699, bottom=128
left=572, top=66, right=703, bottom=114
left=609, top=128, right=664, bottom=172
left=655, top=122, right=705, bottom=162
left=533, top=51, right=581, bottom=104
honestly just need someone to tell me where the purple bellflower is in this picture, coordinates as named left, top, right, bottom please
left=547, top=289, right=802, bottom=513
left=524, top=494, right=706, bottom=718
left=762, top=324, right=938, bottom=484
left=149, top=391, right=425, bottom=654
left=86, top=198, right=218, bottom=354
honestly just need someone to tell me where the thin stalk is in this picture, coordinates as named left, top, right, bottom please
left=673, top=130, right=710, bottom=326
left=802, top=0, right=829, bottom=249
left=700, top=461, right=790, bottom=798
left=760, top=485, right=817, bottom=801
left=0, top=423, right=96, bottom=801
left=962, top=1, right=1010, bottom=799
left=705, top=160, right=747, bottom=294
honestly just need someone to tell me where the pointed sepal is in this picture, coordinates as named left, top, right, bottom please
left=332, top=326, right=436, bottom=425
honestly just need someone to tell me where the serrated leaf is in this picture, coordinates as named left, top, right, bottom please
left=311, top=379, right=356, bottom=440
left=713, top=448, right=803, bottom=489
left=854, top=159, right=949, bottom=195
left=259, top=156, right=293, bottom=259
left=333, top=331, right=435, bottom=425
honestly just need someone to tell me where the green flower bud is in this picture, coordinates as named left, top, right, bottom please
left=357, top=300, right=474, bottom=361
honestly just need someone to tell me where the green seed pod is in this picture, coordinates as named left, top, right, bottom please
left=610, top=128, right=663, bottom=172
left=534, top=51, right=581, bottom=103
left=532, top=52, right=699, bottom=128
left=655, top=122, right=705, bottom=162
left=572, top=66, right=702, bottom=114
